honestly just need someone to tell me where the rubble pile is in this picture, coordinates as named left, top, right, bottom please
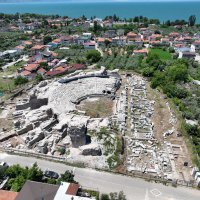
left=0, top=68, right=121, bottom=168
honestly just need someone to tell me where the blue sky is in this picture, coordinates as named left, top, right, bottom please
left=1, top=0, right=200, bottom=2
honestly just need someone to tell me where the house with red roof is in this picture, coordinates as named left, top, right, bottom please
left=24, top=63, right=39, bottom=72
left=191, top=40, right=200, bottom=52
left=0, top=190, right=18, bottom=200
left=133, top=49, right=148, bottom=57
left=83, top=42, right=96, bottom=49
left=31, top=45, right=47, bottom=55
left=37, top=68, right=47, bottom=76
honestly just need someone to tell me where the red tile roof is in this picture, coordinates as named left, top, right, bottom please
left=24, top=64, right=39, bottom=72
left=23, top=41, right=32, bottom=45
left=0, top=190, right=18, bottom=200
left=37, top=68, right=47, bottom=74
left=31, top=45, right=46, bottom=50
left=66, top=183, right=79, bottom=195
left=15, top=46, right=25, bottom=50
left=45, top=70, right=63, bottom=76
left=20, top=70, right=31, bottom=76
left=127, top=32, right=137, bottom=37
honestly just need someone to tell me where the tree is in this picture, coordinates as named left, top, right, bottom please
left=117, top=191, right=126, bottom=200
left=14, top=76, right=28, bottom=86
left=11, top=175, right=26, bottom=192
left=104, top=39, right=111, bottom=47
left=27, top=163, right=43, bottom=182
left=35, top=74, right=44, bottom=82
left=94, top=21, right=98, bottom=34
left=43, top=35, right=52, bottom=45
left=0, top=166, right=6, bottom=180
left=188, top=15, right=196, bottom=26
left=58, top=170, right=76, bottom=183
left=100, top=194, right=110, bottom=200
left=86, top=50, right=101, bottom=63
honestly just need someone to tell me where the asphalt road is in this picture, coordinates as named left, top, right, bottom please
left=0, top=153, right=199, bottom=200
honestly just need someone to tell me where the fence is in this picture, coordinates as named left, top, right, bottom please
left=0, top=147, right=198, bottom=188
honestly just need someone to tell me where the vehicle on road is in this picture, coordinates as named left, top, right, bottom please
left=44, top=170, right=59, bottom=179
left=0, top=162, right=9, bottom=169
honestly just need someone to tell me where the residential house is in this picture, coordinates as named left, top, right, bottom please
left=15, top=181, right=59, bottom=200
left=40, top=51, right=53, bottom=62
left=22, top=41, right=33, bottom=48
left=127, top=32, right=142, bottom=45
left=112, top=36, right=127, bottom=46
left=54, top=182, right=91, bottom=200
left=179, top=52, right=196, bottom=59
left=15, top=46, right=25, bottom=54
left=83, top=42, right=96, bottom=49
left=191, top=40, right=200, bottom=52
left=76, top=36, right=90, bottom=45
left=169, top=32, right=180, bottom=40
left=31, top=45, right=47, bottom=55
left=133, top=49, right=148, bottom=57
left=20, top=70, right=32, bottom=79
left=103, top=20, right=113, bottom=28
left=82, top=33, right=92, bottom=39
left=104, top=30, right=117, bottom=38
left=60, top=36, right=74, bottom=45
left=97, top=38, right=105, bottom=46
left=24, top=63, right=39, bottom=73
left=161, top=38, right=170, bottom=46
left=0, top=190, right=18, bottom=200
left=37, top=68, right=47, bottom=76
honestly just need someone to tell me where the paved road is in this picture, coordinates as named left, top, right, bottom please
left=0, top=153, right=199, bottom=200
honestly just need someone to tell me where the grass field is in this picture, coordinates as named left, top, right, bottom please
left=77, top=97, right=113, bottom=118
left=150, top=48, right=172, bottom=60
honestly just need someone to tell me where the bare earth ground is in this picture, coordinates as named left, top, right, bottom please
left=77, top=97, right=114, bottom=118
left=146, top=82, right=193, bottom=181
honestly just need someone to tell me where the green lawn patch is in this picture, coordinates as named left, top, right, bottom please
left=149, top=48, right=172, bottom=60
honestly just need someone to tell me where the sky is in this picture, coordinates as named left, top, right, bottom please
left=1, top=0, right=200, bottom=2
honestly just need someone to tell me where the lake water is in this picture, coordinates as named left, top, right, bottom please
left=0, top=2, right=200, bottom=22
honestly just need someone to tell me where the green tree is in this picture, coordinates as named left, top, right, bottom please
left=58, top=170, right=76, bottom=183
left=117, top=191, right=126, bottom=200
left=35, top=74, right=44, bottom=82
left=43, top=35, right=52, bottom=45
left=104, top=39, right=111, bottom=47
left=0, top=166, right=6, bottom=180
left=11, top=175, right=26, bottom=192
left=86, top=50, right=101, bottom=63
left=14, top=76, right=28, bottom=85
left=27, top=163, right=43, bottom=182
left=188, top=15, right=196, bottom=26
left=166, top=64, right=188, bottom=83
left=101, top=194, right=110, bottom=200
left=94, top=21, right=98, bottom=34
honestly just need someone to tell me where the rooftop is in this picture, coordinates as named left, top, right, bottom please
left=0, top=190, right=18, bottom=200
left=15, top=180, right=59, bottom=200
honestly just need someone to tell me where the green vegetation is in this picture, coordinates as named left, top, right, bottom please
left=83, top=189, right=100, bottom=200
left=79, top=98, right=113, bottom=118
left=0, top=78, right=15, bottom=93
left=149, top=48, right=172, bottom=60
left=56, top=48, right=88, bottom=64
left=100, top=191, right=127, bottom=200
left=14, top=76, right=28, bottom=86
left=86, top=50, right=101, bottom=64
left=5, top=163, right=43, bottom=192
left=43, top=35, right=52, bottom=45
left=4, top=164, right=76, bottom=192
left=0, top=31, right=26, bottom=51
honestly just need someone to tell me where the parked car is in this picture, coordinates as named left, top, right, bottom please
left=44, top=170, right=59, bottom=179
left=0, top=162, right=9, bottom=169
